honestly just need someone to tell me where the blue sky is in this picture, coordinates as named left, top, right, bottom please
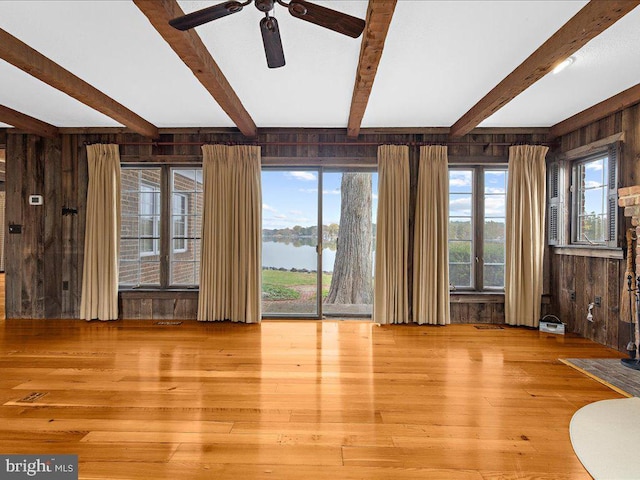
left=262, top=170, right=378, bottom=230
left=449, top=169, right=507, bottom=220
left=582, top=157, right=607, bottom=215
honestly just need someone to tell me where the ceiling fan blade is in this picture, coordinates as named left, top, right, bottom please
left=288, top=1, right=365, bottom=38
left=260, top=17, right=285, bottom=69
left=169, top=1, right=244, bottom=31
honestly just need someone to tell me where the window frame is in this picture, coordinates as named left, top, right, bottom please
left=448, top=164, right=508, bottom=292
left=547, top=138, right=621, bottom=253
left=169, top=168, right=202, bottom=287
left=570, top=149, right=617, bottom=247
left=119, top=164, right=202, bottom=290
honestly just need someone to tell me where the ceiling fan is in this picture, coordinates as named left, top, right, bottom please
left=169, top=0, right=366, bottom=69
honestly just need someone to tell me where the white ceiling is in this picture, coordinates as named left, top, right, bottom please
left=0, top=0, right=638, bottom=131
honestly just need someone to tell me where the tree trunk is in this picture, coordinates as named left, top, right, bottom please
left=326, top=173, right=373, bottom=304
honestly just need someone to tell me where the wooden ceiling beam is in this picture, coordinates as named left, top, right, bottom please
left=449, top=0, right=640, bottom=138
left=134, top=0, right=257, bottom=138
left=347, top=0, right=397, bottom=139
left=0, top=104, right=59, bottom=138
left=0, top=28, right=158, bottom=139
left=550, top=82, right=640, bottom=138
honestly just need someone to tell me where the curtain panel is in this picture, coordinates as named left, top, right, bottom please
left=413, top=145, right=450, bottom=325
left=80, top=144, right=121, bottom=321
left=505, top=145, right=548, bottom=327
left=374, top=145, right=410, bottom=324
left=198, top=144, right=262, bottom=323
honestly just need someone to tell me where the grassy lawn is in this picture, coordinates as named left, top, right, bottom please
left=262, top=269, right=332, bottom=286
left=262, top=269, right=333, bottom=301
left=262, top=284, right=300, bottom=300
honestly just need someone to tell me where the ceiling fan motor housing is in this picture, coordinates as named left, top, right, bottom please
left=255, top=0, right=275, bottom=13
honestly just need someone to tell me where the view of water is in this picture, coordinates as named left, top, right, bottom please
left=262, top=241, right=337, bottom=272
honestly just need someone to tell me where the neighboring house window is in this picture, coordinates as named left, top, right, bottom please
left=140, top=183, right=160, bottom=256
left=449, top=167, right=508, bottom=290
left=170, top=168, right=202, bottom=286
left=119, top=166, right=202, bottom=288
left=172, top=193, right=188, bottom=253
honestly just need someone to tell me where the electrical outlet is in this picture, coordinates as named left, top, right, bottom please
left=570, top=291, right=576, bottom=301
left=595, top=296, right=602, bottom=307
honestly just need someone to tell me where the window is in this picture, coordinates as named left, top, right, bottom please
left=549, top=143, right=619, bottom=248
left=120, top=166, right=202, bottom=288
left=121, top=168, right=161, bottom=286
left=170, top=169, right=202, bottom=286
left=571, top=148, right=617, bottom=246
left=448, top=167, right=508, bottom=290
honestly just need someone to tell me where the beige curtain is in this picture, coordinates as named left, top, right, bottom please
left=80, top=144, right=121, bottom=321
left=374, top=145, right=410, bottom=324
left=505, top=145, right=548, bottom=327
left=413, top=146, right=450, bottom=325
left=198, top=144, right=262, bottom=323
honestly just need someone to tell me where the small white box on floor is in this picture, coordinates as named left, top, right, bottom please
left=539, top=314, right=565, bottom=335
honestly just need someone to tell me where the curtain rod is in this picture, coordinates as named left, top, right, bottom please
left=84, top=141, right=554, bottom=147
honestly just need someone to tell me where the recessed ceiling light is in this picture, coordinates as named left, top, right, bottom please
left=553, top=56, right=575, bottom=74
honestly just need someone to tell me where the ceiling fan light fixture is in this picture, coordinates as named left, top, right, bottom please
left=553, top=56, right=575, bottom=74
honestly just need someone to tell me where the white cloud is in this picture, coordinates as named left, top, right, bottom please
left=585, top=181, right=604, bottom=189
left=263, top=203, right=277, bottom=213
left=449, top=177, right=472, bottom=188
left=485, top=187, right=506, bottom=194
left=286, top=171, right=317, bottom=181
left=485, top=197, right=506, bottom=217
left=585, top=162, right=604, bottom=171
left=449, top=197, right=471, bottom=207
left=289, top=209, right=303, bottom=215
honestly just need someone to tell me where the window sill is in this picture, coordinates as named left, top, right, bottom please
left=450, top=292, right=504, bottom=304
left=119, top=289, right=198, bottom=299
left=552, top=245, right=623, bottom=259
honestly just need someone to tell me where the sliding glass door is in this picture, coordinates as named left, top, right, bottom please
left=261, top=168, right=377, bottom=318
left=262, top=169, right=321, bottom=316
left=322, top=171, right=377, bottom=317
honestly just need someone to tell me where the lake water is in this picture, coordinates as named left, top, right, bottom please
left=262, top=241, right=337, bottom=272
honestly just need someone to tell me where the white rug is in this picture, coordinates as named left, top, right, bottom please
left=571, top=397, right=640, bottom=479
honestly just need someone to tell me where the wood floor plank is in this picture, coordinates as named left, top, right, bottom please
left=170, top=444, right=344, bottom=466
left=80, top=462, right=487, bottom=480
left=0, top=319, right=628, bottom=479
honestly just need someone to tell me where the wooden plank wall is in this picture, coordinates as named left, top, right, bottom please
left=4, top=128, right=547, bottom=322
left=551, top=104, right=640, bottom=351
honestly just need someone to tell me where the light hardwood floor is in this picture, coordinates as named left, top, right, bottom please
left=0, top=273, right=4, bottom=320
left=0, top=319, right=625, bottom=479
